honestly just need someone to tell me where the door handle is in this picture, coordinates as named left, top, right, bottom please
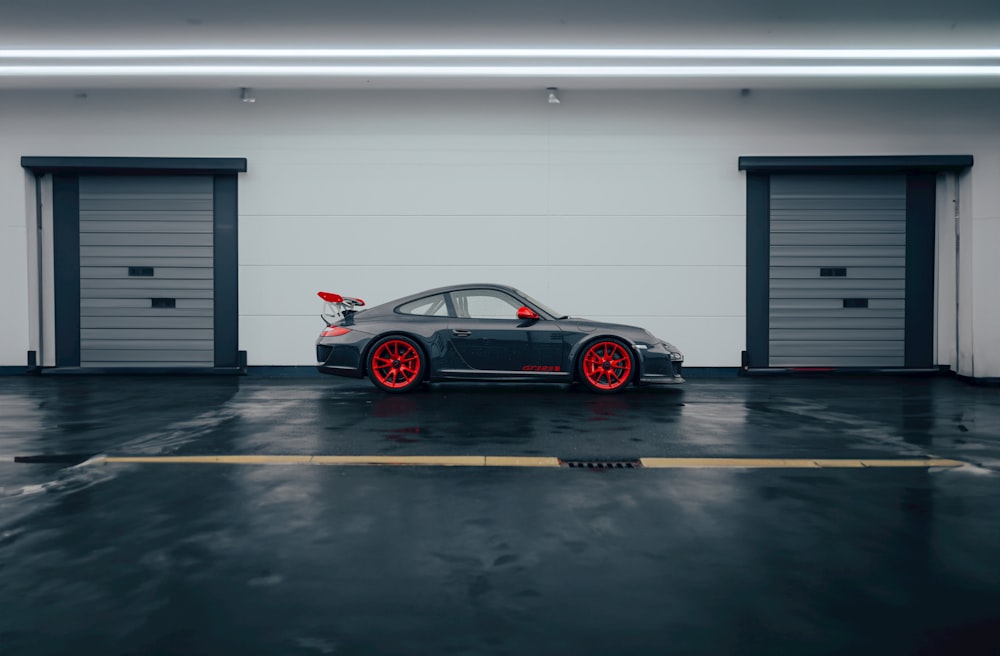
left=452, top=329, right=472, bottom=337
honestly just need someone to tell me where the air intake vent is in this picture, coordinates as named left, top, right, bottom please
left=560, top=459, right=642, bottom=470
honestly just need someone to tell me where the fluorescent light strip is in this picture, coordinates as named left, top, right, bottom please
left=1, top=48, right=1000, bottom=60
left=2, top=65, right=1000, bottom=77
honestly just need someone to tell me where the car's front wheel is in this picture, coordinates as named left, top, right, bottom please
left=367, top=336, right=426, bottom=393
left=577, top=339, right=634, bottom=393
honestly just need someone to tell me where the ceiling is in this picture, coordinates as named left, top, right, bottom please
left=2, top=0, right=1000, bottom=90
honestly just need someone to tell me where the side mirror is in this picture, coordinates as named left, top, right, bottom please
left=517, top=306, right=540, bottom=321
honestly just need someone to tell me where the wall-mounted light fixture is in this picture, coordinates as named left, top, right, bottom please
left=546, top=87, right=560, bottom=103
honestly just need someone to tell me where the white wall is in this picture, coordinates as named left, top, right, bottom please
left=2, top=88, right=1000, bottom=374
left=967, top=154, right=1000, bottom=378
left=0, top=156, right=31, bottom=369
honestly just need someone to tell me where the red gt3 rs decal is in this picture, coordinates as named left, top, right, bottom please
left=522, top=365, right=561, bottom=372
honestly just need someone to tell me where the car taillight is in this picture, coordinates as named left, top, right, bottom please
left=321, top=326, right=351, bottom=337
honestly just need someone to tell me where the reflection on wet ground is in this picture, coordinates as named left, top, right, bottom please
left=1, top=375, right=999, bottom=655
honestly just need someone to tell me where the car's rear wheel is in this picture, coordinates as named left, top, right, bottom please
left=578, top=339, right=634, bottom=393
left=368, top=336, right=426, bottom=393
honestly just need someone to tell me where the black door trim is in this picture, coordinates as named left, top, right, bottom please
left=213, top=175, right=240, bottom=368
left=22, top=156, right=246, bottom=175
left=739, top=155, right=972, bottom=174
left=26, top=157, right=247, bottom=373
left=905, top=174, right=937, bottom=367
left=52, top=175, right=81, bottom=367
left=740, top=155, right=972, bottom=371
left=745, top=173, right=770, bottom=368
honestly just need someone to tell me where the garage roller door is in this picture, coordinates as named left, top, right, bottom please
left=79, top=176, right=214, bottom=367
left=769, top=175, right=906, bottom=367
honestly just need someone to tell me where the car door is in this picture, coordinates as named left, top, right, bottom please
left=447, top=289, right=564, bottom=373
left=392, top=292, right=466, bottom=371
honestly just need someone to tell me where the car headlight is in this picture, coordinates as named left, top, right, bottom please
left=660, top=341, right=683, bottom=361
left=637, top=340, right=683, bottom=361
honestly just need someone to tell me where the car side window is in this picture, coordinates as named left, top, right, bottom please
left=397, top=293, right=450, bottom=317
left=451, top=289, right=523, bottom=319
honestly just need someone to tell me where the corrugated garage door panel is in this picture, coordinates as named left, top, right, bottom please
left=769, top=175, right=906, bottom=368
left=79, top=176, right=214, bottom=367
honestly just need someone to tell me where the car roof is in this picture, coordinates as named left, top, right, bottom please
left=387, top=283, right=523, bottom=306
left=352, top=283, right=528, bottom=318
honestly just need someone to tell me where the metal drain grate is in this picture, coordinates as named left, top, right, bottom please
left=560, top=459, right=643, bottom=470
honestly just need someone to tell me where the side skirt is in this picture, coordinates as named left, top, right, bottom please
left=435, top=369, right=573, bottom=383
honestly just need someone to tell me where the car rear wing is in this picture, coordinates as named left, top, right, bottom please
left=318, top=291, right=366, bottom=325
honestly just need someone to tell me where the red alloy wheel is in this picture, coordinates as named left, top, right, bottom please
left=369, top=337, right=425, bottom=393
left=579, top=340, right=634, bottom=393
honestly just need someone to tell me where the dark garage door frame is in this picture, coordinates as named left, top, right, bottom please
left=21, top=157, right=248, bottom=373
left=739, top=155, right=973, bottom=372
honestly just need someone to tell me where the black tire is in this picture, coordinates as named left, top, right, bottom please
left=367, top=336, right=426, bottom=393
left=576, top=338, right=635, bottom=394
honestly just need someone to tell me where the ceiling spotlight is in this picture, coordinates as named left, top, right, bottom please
left=546, top=87, right=560, bottom=104
left=240, top=87, right=255, bottom=103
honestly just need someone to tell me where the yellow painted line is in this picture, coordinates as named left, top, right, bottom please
left=640, top=457, right=964, bottom=469
left=311, top=455, right=484, bottom=467
left=104, top=455, right=313, bottom=464
left=485, top=456, right=562, bottom=468
left=642, top=458, right=818, bottom=468
left=98, top=455, right=964, bottom=469
left=105, top=455, right=559, bottom=468
left=857, top=458, right=964, bottom=468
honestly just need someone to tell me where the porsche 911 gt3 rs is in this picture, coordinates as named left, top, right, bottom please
left=314, top=283, right=684, bottom=393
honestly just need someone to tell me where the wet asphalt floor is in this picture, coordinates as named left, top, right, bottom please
left=1, top=374, right=999, bottom=656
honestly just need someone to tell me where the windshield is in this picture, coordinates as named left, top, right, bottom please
left=515, top=289, right=567, bottom=320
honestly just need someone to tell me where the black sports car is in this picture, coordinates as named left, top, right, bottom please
left=315, top=283, right=684, bottom=393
